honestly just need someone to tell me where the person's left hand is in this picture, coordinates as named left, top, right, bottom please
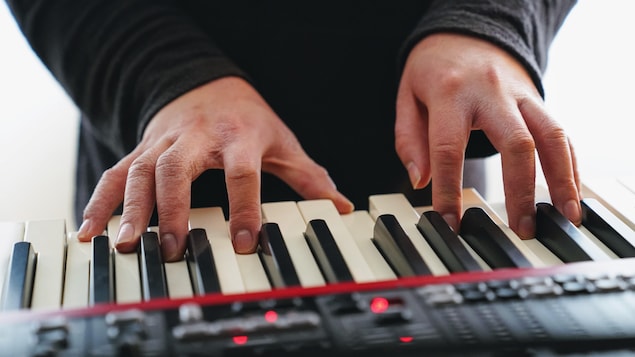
left=395, top=33, right=581, bottom=238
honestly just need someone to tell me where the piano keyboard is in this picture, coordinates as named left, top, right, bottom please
left=1, top=183, right=635, bottom=311
left=0, top=181, right=634, bottom=356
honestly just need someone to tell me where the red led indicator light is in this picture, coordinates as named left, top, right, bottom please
left=233, top=335, right=248, bottom=345
left=370, top=297, right=390, bottom=313
left=399, top=336, right=414, bottom=343
left=264, top=310, right=278, bottom=323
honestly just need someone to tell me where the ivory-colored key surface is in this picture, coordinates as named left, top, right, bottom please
left=340, top=211, right=397, bottom=281
left=297, top=200, right=376, bottom=283
left=0, top=222, right=24, bottom=296
left=584, top=177, right=635, bottom=230
left=189, top=208, right=245, bottom=294
left=261, top=201, right=325, bottom=288
left=62, top=233, right=91, bottom=308
left=24, top=219, right=66, bottom=310
left=369, top=194, right=449, bottom=276
left=233, top=244, right=272, bottom=293
left=108, top=216, right=142, bottom=304
left=147, top=227, right=193, bottom=299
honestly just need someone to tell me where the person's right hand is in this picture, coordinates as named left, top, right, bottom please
left=76, top=76, right=354, bottom=261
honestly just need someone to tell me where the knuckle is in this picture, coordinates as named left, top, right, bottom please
left=226, top=161, right=259, bottom=182
left=155, top=150, right=187, bottom=175
left=128, top=155, right=156, bottom=179
left=504, top=130, right=535, bottom=155
left=435, top=69, right=466, bottom=96
left=431, top=142, right=464, bottom=163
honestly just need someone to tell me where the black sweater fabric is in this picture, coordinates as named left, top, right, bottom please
left=7, top=0, right=576, bottom=221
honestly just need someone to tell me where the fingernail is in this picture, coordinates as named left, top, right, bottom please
left=161, top=233, right=178, bottom=261
left=564, top=199, right=581, bottom=225
left=407, top=162, right=422, bottom=189
left=518, top=215, right=535, bottom=239
left=77, top=219, right=92, bottom=241
left=442, top=213, right=458, bottom=232
left=116, top=223, right=135, bottom=246
left=233, top=229, right=254, bottom=254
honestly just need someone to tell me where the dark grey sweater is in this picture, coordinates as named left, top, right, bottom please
left=6, top=0, right=576, bottom=222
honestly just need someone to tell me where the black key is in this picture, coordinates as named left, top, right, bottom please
left=304, top=219, right=354, bottom=283
left=139, top=231, right=169, bottom=300
left=417, top=211, right=483, bottom=272
left=373, top=214, right=431, bottom=277
left=259, top=223, right=301, bottom=288
left=581, top=198, right=635, bottom=257
left=186, top=229, right=221, bottom=295
left=536, top=202, right=611, bottom=262
left=1, top=241, right=36, bottom=311
left=460, top=207, right=533, bottom=269
left=90, top=235, right=114, bottom=305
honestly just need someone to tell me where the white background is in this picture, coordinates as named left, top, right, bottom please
left=1, top=1, right=633, bottom=229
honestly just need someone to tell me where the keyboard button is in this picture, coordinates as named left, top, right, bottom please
left=373, top=214, right=431, bottom=277
left=261, top=201, right=325, bottom=288
left=24, top=219, right=67, bottom=310
left=258, top=223, right=301, bottom=288
left=90, top=235, right=114, bottom=305
left=1, top=241, right=36, bottom=311
left=108, top=216, right=142, bottom=304
left=189, top=207, right=246, bottom=294
left=139, top=232, right=168, bottom=300
left=0, top=222, right=24, bottom=298
left=417, top=211, right=483, bottom=272
left=581, top=198, right=635, bottom=257
left=186, top=228, right=222, bottom=295
left=62, top=233, right=91, bottom=308
left=460, top=207, right=533, bottom=269
left=536, top=203, right=612, bottom=262
left=339, top=211, right=396, bottom=281
left=304, top=219, right=354, bottom=283
left=369, top=194, right=448, bottom=275
left=298, top=199, right=376, bottom=283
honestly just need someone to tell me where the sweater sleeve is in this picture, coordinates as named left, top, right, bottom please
left=400, top=0, right=577, bottom=97
left=6, top=0, right=248, bottom=157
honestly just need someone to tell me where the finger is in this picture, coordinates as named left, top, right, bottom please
left=115, top=144, right=169, bottom=253
left=264, top=150, right=354, bottom=214
left=224, top=144, right=263, bottom=254
left=480, top=104, right=537, bottom=239
left=569, top=137, right=582, bottom=198
left=77, top=154, right=134, bottom=242
left=520, top=98, right=581, bottom=226
left=395, top=84, right=431, bottom=189
left=155, top=141, right=202, bottom=261
left=428, top=105, right=470, bottom=232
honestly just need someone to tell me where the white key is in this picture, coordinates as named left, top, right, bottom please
left=577, top=226, right=620, bottom=260
left=340, top=211, right=396, bottom=281
left=210, top=221, right=270, bottom=293
left=298, top=200, right=376, bottom=283
left=62, top=233, right=92, bottom=308
left=24, top=219, right=66, bottom=310
left=0, top=222, right=24, bottom=296
left=369, top=194, right=449, bottom=276
left=147, top=227, right=193, bottom=299
left=584, top=177, right=635, bottom=230
left=261, top=202, right=325, bottom=288
left=461, top=188, right=558, bottom=267
left=619, top=176, right=635, bottom=195
left=232, top=230, right=272, bottom=293
left=189, top=208, right=245, bottom=294
left=108, top=216, right=142, bottom=303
